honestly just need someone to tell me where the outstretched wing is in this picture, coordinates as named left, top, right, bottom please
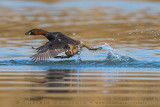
left=31, top=41, right=69, bottom=61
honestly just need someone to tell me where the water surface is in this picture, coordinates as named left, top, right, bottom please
left=0, top=0, right=160, bottom=106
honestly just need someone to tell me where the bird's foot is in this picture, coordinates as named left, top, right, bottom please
left=83, top=45, right=102, bottom=51
left=88, top=47, right=102, bottom=50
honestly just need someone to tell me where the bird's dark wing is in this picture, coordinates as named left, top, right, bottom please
left=31, top=41, right=69, bottom=61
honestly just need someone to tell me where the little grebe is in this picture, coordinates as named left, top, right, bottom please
left=25, top=29, right=101, bottom=61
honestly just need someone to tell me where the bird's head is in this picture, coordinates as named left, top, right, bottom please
left=25, top=29, right=46, bottom=35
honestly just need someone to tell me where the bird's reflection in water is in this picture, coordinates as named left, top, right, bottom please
left=28, top=69, right=78, bottom=101
left=45, top=69, right=76, bottom=93
left=26, top=69, right=112, bottom=102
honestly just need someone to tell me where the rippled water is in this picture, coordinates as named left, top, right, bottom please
left=1, top=68, right=160, bottom=107
left=0, top=0, right=160, bottom=106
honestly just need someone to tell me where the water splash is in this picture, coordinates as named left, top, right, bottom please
left=100, top=43, right=115, bottom=52
left=96, top=43, right=134, bottom=62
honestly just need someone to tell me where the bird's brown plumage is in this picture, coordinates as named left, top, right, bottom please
left=25, top=29, right=82, bottom=61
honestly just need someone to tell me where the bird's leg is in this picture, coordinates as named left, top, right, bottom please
left=54, top=55, right=72, bottom=59
left=83, top=45, right=102, bottom=50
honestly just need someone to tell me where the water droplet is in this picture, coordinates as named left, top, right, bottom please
left=72, top=32, right=76, bottom=35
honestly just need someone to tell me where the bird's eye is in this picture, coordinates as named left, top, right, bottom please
left=28, top=32, right=32, bottom=35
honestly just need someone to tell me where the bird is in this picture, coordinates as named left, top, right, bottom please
left=25, top=29, right=101, bottom=61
